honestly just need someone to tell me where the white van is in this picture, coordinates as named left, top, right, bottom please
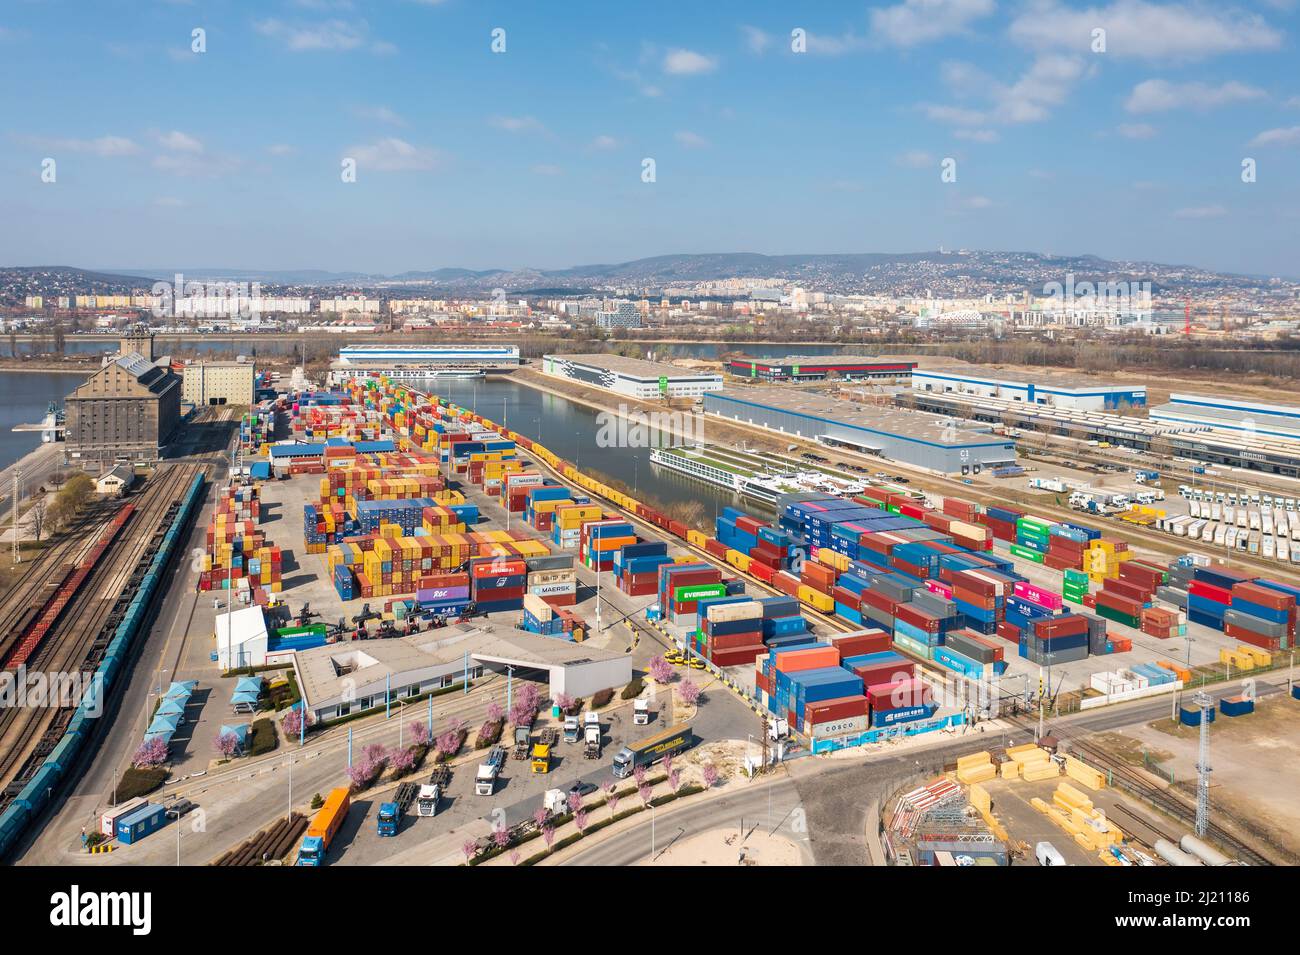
left=1036, top=841, right=1067, bottom=867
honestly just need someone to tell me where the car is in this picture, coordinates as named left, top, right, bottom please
left=892, top=475, right=911, bottom=484
left=873, top=472, right=888, bottom=479
left=568, top=780, right=598, bottom=799
left=165, top=799, right=197, bottom=819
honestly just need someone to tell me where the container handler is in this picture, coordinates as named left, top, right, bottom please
left=297, top=787, right=350, bottom=865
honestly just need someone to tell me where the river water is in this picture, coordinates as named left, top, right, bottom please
left=0, top=371, right=88, bottom=472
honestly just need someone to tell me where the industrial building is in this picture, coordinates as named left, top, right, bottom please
left=1150, top=394, right=1300, bottom=441
left=64, top=334, right=182, bottom=467
left=703, top=387, right=1016, bottom=475
left=182, top=360, right=256, bottom=407
left=293, top=624, right=632, bottom=722
left=596, top=300, right=642, bottom=330
left=541, top=353, right=724, bottom=400
left=332, top=344, right=521, bottom=381
left=907, top=389, right=1300, bottom=477
left=725, top=355, right=916, bottom=382
left=911, top=367, right=1146, bottom=411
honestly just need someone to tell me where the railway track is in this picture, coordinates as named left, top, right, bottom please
left=1005, top=715, right=1274, bottom=866
left=0, top=463, right=203, bottom=809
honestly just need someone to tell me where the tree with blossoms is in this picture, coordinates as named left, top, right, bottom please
left=132, top=736, right=168, bottom=768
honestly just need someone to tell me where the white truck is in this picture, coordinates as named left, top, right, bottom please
left=583, top=712, right=601, bottom=759
left=633, top=698, right=650, bottom=726
left=563, top=715, right=581, bottom=744
left=1036, top=841, right=1066, bottom=867
left=417, top=784, right=441, bottom=817
left=475, top=745, right=507, bottom=796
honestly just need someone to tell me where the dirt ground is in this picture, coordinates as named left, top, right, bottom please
left=1097, top=696, right=1300, bottom=863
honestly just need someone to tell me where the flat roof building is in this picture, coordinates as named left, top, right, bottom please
left=293, top=623, right=632, bottom=722
left=1150, top=394, right=1300, bottom=441
left=182, top=360, right=255, bottom=407
left=542, top=353, right=724, bottom=400
left=703, top=387, right=1016, bottom=475
left=912, top=366, right=1146, bottom=411
left=726, top=355, right=916, bottom=382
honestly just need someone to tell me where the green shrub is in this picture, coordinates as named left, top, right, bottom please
left=620, top=676, right=644, bottom=700
left=310, top=793, right=324, bottom=810
left=248, top=718, right=277, bottom=756
left=112, top=766, right=167, bottom=802
left=591, top=688, right=614, bottom=708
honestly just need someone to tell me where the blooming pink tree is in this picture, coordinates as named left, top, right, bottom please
left=633, top=765, right=647, bottom=786
left=389, top=745, right=416, bottom=777
left=410, top=720, right=431, bottom=747
left=533, top=806, right=549, bottom=827
left=132, top=736, right=168, bottom=768
left=662, top=754, right=673, bottom=777
left=702, top=763, right=719, bottom=789
left=638, top=785, right=653, bottom=807
left=566, top=790, right=583, bottom=814
left=436, top=729, right=461, bottom=759
left=462, top=839, right=478, bottom=862
left=282, top=707, right=312, bottom=738
left=669, top=769, right=682, bottom=792
left=494, top=826, right=510, bottom=850
left=486, top=701, right=504, bottom=723
left=214, top=732, right=239, bottom=759
left=575, top=809, right=589, bottom=834
left=678, top=679, right=702, bottom=706
left=648, top=656, right=673, bottom=684
left=607, top=790, right=620, bottom=813
left=542, top=825, right=555, bottom=850
left=510, top=849, right=521, bottom=866
left=555, top=692, right=575, bottom=714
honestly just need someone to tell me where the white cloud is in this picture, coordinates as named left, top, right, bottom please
left=962, top=195, right=994, bottom=209
left=1125, top=79, right=1265, bottom=113
left=1285, top=96, right=1300, bottom=109
left=346, top=137, right=440, bottom=172
left=156, top=130, right=203, bottom=153
left=350, top=104, right=406, bottom=126
left=488, top=115, right=547, bottom=134
left=954, top=128, right=1000, bottom=142
left=1248, top=126, right=1300, bottom=147
left=590, top=134, right=619, bottom=150
left=531, top=164, right=563, bottom=176
left=925, top=55, right=1087, bottom=128
left=1009, top=0, right=1283, bottom=60
left=895, top=150, right=935, bottom=168
left=663, top=48, right=718, bottom=75
left=871, top=0, right=996, bottom=47
left=923, top=104, right=987, bottom=126
left=801, top=31, right=869, bottom=56
left=254, top=17, right=394, bottom=54
left=17, top=134, right=139, bottom=157
left=1174, top=204, right=1227, bottom=218
left=267, top=143, right=297, bottom=156
left=674, top=130, right=710, bottom=149
left=1117, top=122, right=1157, bottom=139
left=741, top=25, right=772, bottom=54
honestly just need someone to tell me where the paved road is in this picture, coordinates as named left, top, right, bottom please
left=558, top=775, right=810, bottom=866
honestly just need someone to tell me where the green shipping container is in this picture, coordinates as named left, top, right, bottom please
left=1094, top=603, right=1139, bottom=628
left=1010, top=544, right=1046, bottom=564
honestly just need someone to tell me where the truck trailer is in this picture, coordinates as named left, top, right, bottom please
left=612, top=722, right=694, bottom=778
left=297, top=787, right=350, bottom=865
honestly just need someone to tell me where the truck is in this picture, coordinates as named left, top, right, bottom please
left=1035, top=841, right=1066, bottom=867
left=611, top=722, right=694, bottom=779
left=416, top=767, right=450, bottom=817
left=297, top=787, right=350, bottom=865
left=531, top=742, right=552, bottom=774
left=377, top=782, right=419, bottom=837
left=563, top=715, right=581, bottom=744
left=583, top=712, right=601, bottom=759
left=511, top=722, right=533, bottom=761
left=633, top=698, right=650, bottom=726
left=475, top=745, right=508, bottom=796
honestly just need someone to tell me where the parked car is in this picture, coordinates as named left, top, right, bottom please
left=165, top=799, right=197, bottom=819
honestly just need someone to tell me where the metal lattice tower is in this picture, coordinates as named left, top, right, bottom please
left=11, top=469, right=20, bottom=563
left=1193, top=691, right=1213, bottom=837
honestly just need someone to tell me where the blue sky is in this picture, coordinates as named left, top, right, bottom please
left=1, top=0, right=1299, bottom=277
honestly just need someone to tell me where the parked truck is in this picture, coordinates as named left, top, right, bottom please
left=633, top=698, right=650, bottom=726
left=563, top=715, right=580, bottom=744
left=611, top=722, right=694, bottom=779
left=377, top=782, right=419, bottom=837
left=583, top=712, right=601, bottom=759
left=297, top=787, right=350, bottom=865
left=511, top=722, right=533, bottom=761
left=476, top=746, right=508, bottom=796
left=416, top=766, right=451, bottom=818
left=531, top=741, right=552, bottom=774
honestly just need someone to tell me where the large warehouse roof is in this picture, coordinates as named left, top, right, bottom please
left=545, top=353, right=717, bottom=380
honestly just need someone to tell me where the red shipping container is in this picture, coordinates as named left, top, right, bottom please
left=868, top=678, right=932, bottom=711
left=801, top=562, right=837, bottom=592
left=772, top=645, right=841, bottom=672
left=1230, top=581, right=1293, bottom=611
left=754, top=669, right=770, bottom=695
left=851, top=659, right=916, bottom=688
left=942, top=497, right=977, bottom=521
left=772, top=572, right=801, bottom=597
left=951, top=571, right=996, bottom=598
left=996, top=621, right=1020, bottom=642
left=1095, top=590, right=1142, bottom=616
left=711, top=630, right=764, bottom=650
left=894, top=603, right=940, bottom=633
left=749, top=562, right=775, bottom=584
left=829, top=629, right=891, bottom=657
left=804, top=695, right=871, bottom=724
left=1223, top=623, right=1281, bottom=652
left=1034, top=614, right=1088, bottom=637
left=831, top=586, right=861, bottom=611
left=1188, top=580, right=1231, bottom=604
left=1105, top=578, right=1150, bottom=602
left=858, top=588, right=896, bottom=614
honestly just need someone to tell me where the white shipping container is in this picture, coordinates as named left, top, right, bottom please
left=805, top=714, right=870, bottom=739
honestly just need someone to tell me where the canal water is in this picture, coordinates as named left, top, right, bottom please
left=0, top=371, right=88, bottom=472
left=434, top=376, right=764, bottom=522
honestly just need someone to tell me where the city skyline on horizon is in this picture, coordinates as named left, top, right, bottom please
left=2, top=1, right=1299, bottom=277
